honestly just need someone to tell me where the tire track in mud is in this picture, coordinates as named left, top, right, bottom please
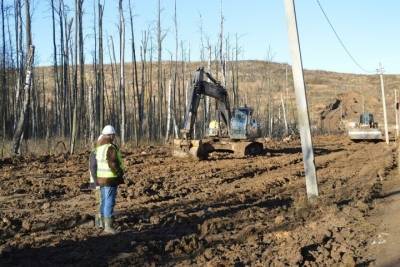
left=0, top=136, right=396, bottom=266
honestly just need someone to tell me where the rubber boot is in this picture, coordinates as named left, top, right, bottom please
left=103, top=217, right=117, bottom=234
left=94, top=187, right=103, bottom=229
left=95, top=213, right=104, bottom=229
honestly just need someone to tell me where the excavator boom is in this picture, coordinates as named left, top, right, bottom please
left=182, top=68, right=231, bottom=139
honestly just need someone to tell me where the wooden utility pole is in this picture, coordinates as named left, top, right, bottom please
left=284, top=0, right=318, bottom=199
left=119, top=0, right=126, bottom=145
left=395, top=89, right=399, bottom=137
left=378, top=63, right=389, bottom=144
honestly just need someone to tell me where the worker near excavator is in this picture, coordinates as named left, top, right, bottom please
left=89, top=135, right=104, bottom=230
left=95, top=125, right=125, bottom=234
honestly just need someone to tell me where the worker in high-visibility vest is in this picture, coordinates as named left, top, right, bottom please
left=96, top=125, right=124, bottom=234
left=89, top=135, right=104, bottom=229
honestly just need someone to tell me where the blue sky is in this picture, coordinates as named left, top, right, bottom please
left=25, top=0, right=400, bottom=74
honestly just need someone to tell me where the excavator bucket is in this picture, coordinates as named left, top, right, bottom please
left=172, top=139, right=213, bottom=160
left=348, top=127, right=383, bottom=141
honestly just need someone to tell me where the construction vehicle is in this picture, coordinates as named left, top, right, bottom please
left=173, top=67, right=263, bottom=160
left=348, top=112, right=383, bottom=141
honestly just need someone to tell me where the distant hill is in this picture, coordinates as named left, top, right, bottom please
left=232, top=60, right=400, bottom=133
left=35, top=60, right=400, bottom=135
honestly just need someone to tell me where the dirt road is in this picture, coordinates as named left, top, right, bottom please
left=0, top=136, right=397, bottom=266
left=367, top=167, right=400, bottom=267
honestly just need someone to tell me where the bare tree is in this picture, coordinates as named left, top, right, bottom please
left=119, top=0, right=126, bottom=145
left=92, top=0, right=97, bottom=139
left=280, top=93, right=288, bottom=135
left=219, top=0, right=226, bottom=87
left=140, top=30, right=149, bottom=141
left=77, top=0, right=84, bottom=138
left=13, top=0, right=21, bottom=131
left=1, top=0, right=6, bottom=139
left=89, top=85, right=95, bottom=143
left=173, top=0, right=178, bottom=138
left=70, top=0, right=84, bottom=154
left=233, top=33, right=240, bottom=107
left=128, top=0, right=141, bottom=144
left=157, top=0, right=166, bottom=140
left=165, top=79, right=172, bottom=142
left=25, top=0, right=31, bottom=49
left=50, top=0, right=60, bottom=136
left=108, top=35, right=119, bottom=128
left=12, top=46, right=34, bottom=154
left=98, top=1, right=104, bottom=130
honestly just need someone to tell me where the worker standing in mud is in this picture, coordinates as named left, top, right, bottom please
left=89, top=135, right=103, bottom=230
left=95, top=125, right=125, bottom=234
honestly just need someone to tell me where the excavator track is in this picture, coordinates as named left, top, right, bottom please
left=173, top=138, right=264, bottom=160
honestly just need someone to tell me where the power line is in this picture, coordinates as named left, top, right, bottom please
left=314, top=0, right=373, bottom=74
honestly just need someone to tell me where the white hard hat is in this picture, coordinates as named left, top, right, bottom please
left=101, top=125, right=116, bottom=135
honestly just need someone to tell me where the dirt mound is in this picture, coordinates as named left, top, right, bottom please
left=319, top=91, right=387, bottom=133
left=0, top=137, right=395, bottom=266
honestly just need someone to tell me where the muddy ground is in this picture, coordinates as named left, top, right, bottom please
left=0, top=136, right=397, bottom=266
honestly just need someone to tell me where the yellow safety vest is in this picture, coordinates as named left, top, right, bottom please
left=96, top=144, right=123, bottom=178
left=209, top=120, right=219, bottom=129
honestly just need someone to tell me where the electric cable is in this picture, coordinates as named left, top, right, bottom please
left=314, top=0, right=373, bottom=74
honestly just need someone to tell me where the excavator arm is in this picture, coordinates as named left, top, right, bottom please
left=182, top=67, right=231, bottom=139
left=173, top=67, right=264, bottom=160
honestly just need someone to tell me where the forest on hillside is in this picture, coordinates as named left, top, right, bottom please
left=2, top=0, right=400, bottom=156
left=1, top=0, right=298, bottom=155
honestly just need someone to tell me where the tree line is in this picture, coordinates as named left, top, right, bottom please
left=0, top=0, right=293, bottom=155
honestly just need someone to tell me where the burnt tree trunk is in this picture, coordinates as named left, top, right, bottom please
left=98, top=1, right=104, bottom=131
left=128, top=0, right=141, bottom=145
left=12, top=45, right=34, bottom=154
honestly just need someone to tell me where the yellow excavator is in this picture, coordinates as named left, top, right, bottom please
left=173, top=67, right=263, bottom=160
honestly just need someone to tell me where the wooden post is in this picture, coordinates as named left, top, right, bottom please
left=378, top=64, right=389, bottom=144
left=397, top=129, right=400, bottom=174
left=119, top=0, right=126, bottom=145
left=284, top=0, right=318, bottom=198
left=395, top=89, right=399, bottom=137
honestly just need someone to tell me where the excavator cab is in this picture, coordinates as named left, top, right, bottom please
left=230, top=107, right=259, bottom=140
left=359, top=112, right=378, bottom=128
